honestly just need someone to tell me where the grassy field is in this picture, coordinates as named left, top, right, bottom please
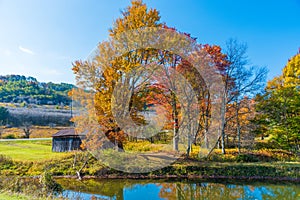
left=1, top=138, right=299, bottom=162
left=0, top=140, right=69, bottom=161
left=1, top=126, right=66, bottom=139
left=0, top=139, right=299, bottom=177
left=0, top=138, right=299, bottom=195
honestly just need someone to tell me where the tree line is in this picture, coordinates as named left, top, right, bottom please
left=0, top=75, right=73, bottom=105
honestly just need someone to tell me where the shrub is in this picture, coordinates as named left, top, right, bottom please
left=2, top=134, right=16, bottom=139
left=0, top=175, right=63, bottom=198
left=39, top=171, right=63, bottom=195
left=0, top=154, right=13, bottom=165
left=235, top=154, right=259, bottom=162
left=0, top=106, right=9, bottom=121
left=254, top=141, right=281, bottom=150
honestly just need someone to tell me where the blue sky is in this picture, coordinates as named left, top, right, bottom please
left=0, top=0, right=299, bottom=83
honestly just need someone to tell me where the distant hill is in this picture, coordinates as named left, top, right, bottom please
left=0, top=75, right=74, bottom=106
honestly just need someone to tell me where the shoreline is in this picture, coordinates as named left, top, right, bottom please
left=2, top=160, right=299, bottom=183
left=52, top=174, right=300, bottom=183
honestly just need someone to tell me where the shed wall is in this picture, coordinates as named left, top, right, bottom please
left=52, top=136, right=82, bottom=152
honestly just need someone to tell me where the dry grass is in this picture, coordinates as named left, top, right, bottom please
left=124, top=140, right=173, bottom=152
left=1, top=126, right=68, bottom=138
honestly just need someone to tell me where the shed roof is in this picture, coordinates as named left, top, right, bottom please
left=52, top=129, right=85, bottom=137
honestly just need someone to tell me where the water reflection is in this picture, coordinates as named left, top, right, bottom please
left=56, top=178, right=300, bottom=200
left=157, top=182, right=300, bottom=200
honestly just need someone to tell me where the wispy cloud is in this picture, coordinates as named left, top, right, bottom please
left=19, top=46, right=35, bottom=55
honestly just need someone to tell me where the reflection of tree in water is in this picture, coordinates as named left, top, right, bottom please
left=157, top=182, right=300, bottom=200
left=261, top=185, right=300, bottom=200
left=56, top=179, right=300, bottom=200
left=57, top=178, right=125, bottom=199
left=157, top=182, right=245, bottom=200
left=57, top=178, right=155, bottom=200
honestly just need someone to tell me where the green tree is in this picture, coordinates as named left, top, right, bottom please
left=0, top=106, right=9, bottom=122
left=0, top=75, right=73, bottom=105
left=255, top=52, right=300, bottom=151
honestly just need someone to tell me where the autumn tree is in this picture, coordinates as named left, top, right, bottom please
left=72, top=0, right=163, bottom=151
left=74, top=1, right=198, bottom=155
left=225, top=97, right=256, bottom=149
left=283, top=50, right=300, bottom=88
left=139, top=40, right=229, bottom=157
left=175, top=44, right=228, bottom=156
left=73, top=0, right=227, bottom=159
left=221, top=39, right=267, bottom=154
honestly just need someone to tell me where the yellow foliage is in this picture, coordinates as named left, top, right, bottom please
left=283, top=52, right=300, bottom=88
left=109, top=0, right=162, bottom=36
left=266, top=52, right=300, bottom=91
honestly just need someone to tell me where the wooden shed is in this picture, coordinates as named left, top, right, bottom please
left=52, top=129, right=85, bottom=152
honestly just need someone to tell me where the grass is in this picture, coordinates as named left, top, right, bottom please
left=0, top=140, right=69, bottom=161
left=0, top=132, right=299, bottom=199
left=1, top=138, right=299, bottom=163
left=0, top=192, right=40, bottom=200
left=0, top=138, right=299, bottom=179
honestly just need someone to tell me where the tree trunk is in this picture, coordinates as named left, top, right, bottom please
left=75, top=153, right=89, bottom=180
left=236, top=104, right=241, bottom=154
left=221, top=94, right=226, bottom=154
left=173, top=115, right=179, bottom=151
left=237, top=125, right=241, bottom=153
left=172, top=93, right=179, bottom=152
left=206, top=136, right=221, bottom=158
left=204, top=113, right=209, bottom=149
left=186, top=134, right=191, bottom=158
left=221, top=128, right=226, bottom=154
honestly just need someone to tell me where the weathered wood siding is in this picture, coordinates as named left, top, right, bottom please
left=52, top=136, right=82, bottom=152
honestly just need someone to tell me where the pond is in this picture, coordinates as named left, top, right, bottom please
left=55, top=178, right=300, bottom=200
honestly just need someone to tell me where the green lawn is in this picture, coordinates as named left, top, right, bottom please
left=0, top=140, right=70, bottom=161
